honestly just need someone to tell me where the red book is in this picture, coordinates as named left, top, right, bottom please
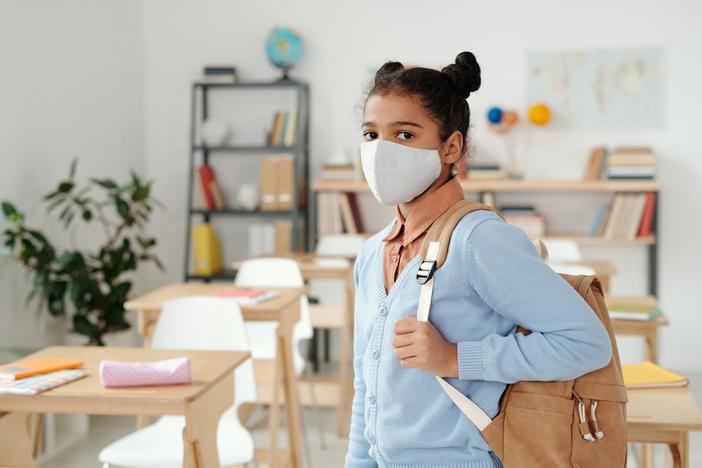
left=198, top=165, right=216, bottom=210
left=637, top=192, right=657, bottom=237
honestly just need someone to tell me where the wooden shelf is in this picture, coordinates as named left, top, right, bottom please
left=190, top=208, right=299, bottom=217
left=538, top=235, right=656, bottom=246
left=311, top=178, right=661, bottom=193
left=192, top=144, right=298, bottom=153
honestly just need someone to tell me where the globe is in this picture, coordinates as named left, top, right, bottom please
left=266, top=27, right=303, bottom=80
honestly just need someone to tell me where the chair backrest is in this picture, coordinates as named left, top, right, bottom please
left=549, top=263, right=597, bottom=277
left=151, top=296, right=256, bottom=406
left=315, top=233, right=365, bottom=257
left=235, top=257, right=312, bottom=340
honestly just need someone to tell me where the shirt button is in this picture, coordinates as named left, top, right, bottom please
left=372, top=349, right=380, bottom=360
left=380, top=306, right=388, bottom=317
left=369, top=393, right=376, bottom=404
left=391, top=254, right=399, bottom=263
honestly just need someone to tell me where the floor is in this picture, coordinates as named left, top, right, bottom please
left=31, top=372, right=702, bottom=468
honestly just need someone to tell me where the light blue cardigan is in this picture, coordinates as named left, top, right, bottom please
left=344, top=210, right=612, bottom=468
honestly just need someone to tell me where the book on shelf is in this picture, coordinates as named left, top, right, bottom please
left=0, top=369, right=89, bottom=395
left=191, top=223, right=224, bottom=276
left=202, top=66, right=238, bottom=84
left=0, top=358, right=83, bottom=381
left=598, top=192, right=654, bottom=239
left=583, top=146, right=607, bottom=180
left=197, top=165, right=225, bottom=211
left=622, top=361, right=688, bottom=389
left=466, top=162, right=508, bottom=180
left=317, top=192, right=345, bottom=235
left=606, top=146, right=656, bottom=180
left=500, top=204, right=546, bottom=237
left=267, top=111, right=297, bottom=146
left=260, top=157, right=279, bottom=210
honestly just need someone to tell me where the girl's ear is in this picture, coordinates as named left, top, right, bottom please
left=439, top=130, right=464, bottom=165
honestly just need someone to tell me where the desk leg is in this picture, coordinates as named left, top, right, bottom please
left=0, top=412, right=34, bottom=467
left=336, top=273, right=355, bottom=437
left=279, top=303, right=305, bottom=468
left=668, top=431, right=689, bottom=468
left=182, top=372, right=234, bottom=468
left=268, top=354, right=282, bottom=468
left=640, top=443, right=653, bottom=468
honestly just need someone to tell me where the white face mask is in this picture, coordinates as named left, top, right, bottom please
left=360, top=139, right=442, bottom=206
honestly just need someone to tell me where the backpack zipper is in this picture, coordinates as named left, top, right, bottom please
left=573, top=390, right=595, bottom=441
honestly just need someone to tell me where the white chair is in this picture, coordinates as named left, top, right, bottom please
left=234, top=257, right=323, bottom=456
left=98, top=297, right=256, bottom=468
left=541, top=239, right=582, bottom=263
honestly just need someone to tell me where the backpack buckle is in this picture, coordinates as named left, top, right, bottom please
left=416, top=260, right=437, bottom=285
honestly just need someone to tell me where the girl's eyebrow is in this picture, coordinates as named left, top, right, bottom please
left=361, top=121, right=423, bottom=128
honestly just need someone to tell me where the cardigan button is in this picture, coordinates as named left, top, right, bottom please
left=369, top=433, right=377, bottom=445
left=380, top=306, right=388, bottom=317
left=372, top=349, right=379, bottom=360
left=369, top=393, right=376, bottom=404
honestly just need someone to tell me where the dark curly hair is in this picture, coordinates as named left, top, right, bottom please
left=365, top=51, right=481, bottom=156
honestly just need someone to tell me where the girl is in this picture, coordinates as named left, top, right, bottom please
left=344, top=52, right=612, bottom=468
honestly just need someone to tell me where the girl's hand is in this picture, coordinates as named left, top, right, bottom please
left=392, top=316, right=458, bottom=378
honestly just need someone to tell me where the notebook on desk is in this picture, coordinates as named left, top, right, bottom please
left=217, top=288, right=279, bottom=304
left=0, top=369, right=89, bottom=395
left=622, top=361, right=688, bottom=389
left=0, top=357, right=83, bottom=381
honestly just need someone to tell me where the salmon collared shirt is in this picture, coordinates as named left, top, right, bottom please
left=382, top=176, right=465, bottom=293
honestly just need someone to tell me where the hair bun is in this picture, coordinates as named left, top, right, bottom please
left=373, top=61, right=405, bottom=87
left=441, top=51, right=481, bottom=99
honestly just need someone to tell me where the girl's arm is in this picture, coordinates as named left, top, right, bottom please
left=456, top=217, right=612, bottom=383
left=344, top=255, right=378, bottom=468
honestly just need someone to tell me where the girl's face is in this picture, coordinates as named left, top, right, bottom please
left=362, top=91, right=464, bottom=170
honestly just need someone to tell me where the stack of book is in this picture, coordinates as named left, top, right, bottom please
left=217, top=288, right=279, bottom=304
left=267, top=111, right=297, bottom=147
left=467, top=162, right=507, bottom=180
left=202, top=66, right=238, bottom=84
left=321, top=163, right=355, bottom=180
left=317, top=192, right=364, bottom=235
left=606, top=147, right=656, bottom=180
left=590, top=192, right=656, bottom=239
left=608, top=298, right=662, bottom=321
left=500, top=205, right=546, bottom=237
left=260, top=156, right=295, bottom=211
left=196, top=164, right=225, bottom=211
left=0, top=358, right=88, bottom=395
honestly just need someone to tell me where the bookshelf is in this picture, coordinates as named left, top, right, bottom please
left=185, top=80, right=310, bottom=282
left=310, top=178, right=660, bottom=294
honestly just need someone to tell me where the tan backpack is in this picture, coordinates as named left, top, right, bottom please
left=416, top=199, right=628, bottom=468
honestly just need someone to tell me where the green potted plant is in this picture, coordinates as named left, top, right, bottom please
left=1, top=161, right=162, bottom=345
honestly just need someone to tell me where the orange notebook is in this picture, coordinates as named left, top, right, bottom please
left=0, top=358, right=83, bottom=381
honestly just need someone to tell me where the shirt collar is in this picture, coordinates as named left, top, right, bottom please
left=382, top=177, right=465, bottom=246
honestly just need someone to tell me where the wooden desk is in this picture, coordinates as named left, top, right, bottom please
left=0, top=346, right=247, bottom=468
left=125, top=284, right=306, bottom=468
left=607, top=296, right=669, bottom=362
left=628, top=387, right=702, bottom=468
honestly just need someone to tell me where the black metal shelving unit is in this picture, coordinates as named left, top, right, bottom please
left=184, top=80, right=310, bottom=282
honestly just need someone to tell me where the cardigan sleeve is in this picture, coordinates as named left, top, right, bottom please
left=456, top=217, right=612, bottom=383
left=344, top=252, right=378, bottom=468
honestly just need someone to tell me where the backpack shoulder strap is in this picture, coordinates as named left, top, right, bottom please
left=418, top=199, right=505, bottom=270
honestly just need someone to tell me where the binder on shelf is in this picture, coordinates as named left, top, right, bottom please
left=260, top=157, right=279, bottom=210
left=277, top=156, right=294, bottom=210
left=191, top=224, right=224, bottom=276
left=275, top=222, right=293, bottom=255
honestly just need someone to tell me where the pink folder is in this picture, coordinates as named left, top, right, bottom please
left=99, top=357, right=192, bottom=388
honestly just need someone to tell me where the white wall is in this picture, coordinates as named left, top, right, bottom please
left=0, top=0, right=144, bottom=348
left=140, top=0, right=702, bottom=370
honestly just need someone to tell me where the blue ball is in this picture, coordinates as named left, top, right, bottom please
left=487, top=107, right=503, bottom=124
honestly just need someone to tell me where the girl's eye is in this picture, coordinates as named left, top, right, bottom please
left=363, top=131, right=378, bottom=140
left=397, top=131, right=413, bottom=141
